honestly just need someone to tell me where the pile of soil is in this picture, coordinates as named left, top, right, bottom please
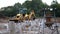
left=0, top=18, right=9, bottom=23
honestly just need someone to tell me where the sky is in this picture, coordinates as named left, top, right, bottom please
left=0, top=0, right=60, bottom=8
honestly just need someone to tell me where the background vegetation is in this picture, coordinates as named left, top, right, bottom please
left=0, top=0, right=60, bottom=17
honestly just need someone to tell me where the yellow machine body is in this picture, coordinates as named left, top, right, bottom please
left=10, top=10, right=36, bottom=23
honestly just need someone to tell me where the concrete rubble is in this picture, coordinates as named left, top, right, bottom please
left=0, top=18, right=60, bottom=34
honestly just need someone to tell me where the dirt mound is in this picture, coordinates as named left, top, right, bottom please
left=0, top=14, right=9, bottom=23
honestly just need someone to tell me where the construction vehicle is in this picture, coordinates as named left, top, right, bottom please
left=28, top=10, right=35, bottom=20
left=23, top=10, right=35, bottom=20
left=9, top=14, right=24, bottom=23
left=9, top=10, right=36, bottom=23
left=24, top=14, right=29, bottom=20
left=45, top=11, right=54, bottom=27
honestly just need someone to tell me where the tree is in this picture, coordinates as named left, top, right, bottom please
left=0, top=0, right=49, bottom=17
left=22, top=0, right=48, bottom=17
left=50, top=0, right=60, bottom=17
left=0, top=3, right=22, bottom=17
left=14, top=2, right=21, bottom=9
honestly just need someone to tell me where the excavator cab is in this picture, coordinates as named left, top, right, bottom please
left=9, top=14, right=23, bottom=23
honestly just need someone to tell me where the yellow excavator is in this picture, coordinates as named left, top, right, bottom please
left=9, top=14, right=23, bottom=23
left=29, top=10, right=35, bottom=20
left=9, top=10, right=36, bottom=23
left=23, top=10, right=35, bottom=21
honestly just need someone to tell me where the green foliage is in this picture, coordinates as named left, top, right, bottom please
left=22, top=0, right=48, bottom=17
left=0, top=0, right=60, bottom=17
left=50, top=1, right=60, bottom=17
left=0, top=3, right=22, bottom=17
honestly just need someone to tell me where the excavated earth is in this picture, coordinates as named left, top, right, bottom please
left=0, top=18, right=60, bottom=34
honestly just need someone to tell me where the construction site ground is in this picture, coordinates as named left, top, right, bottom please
left=0, top=18, right=60, bottom=34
